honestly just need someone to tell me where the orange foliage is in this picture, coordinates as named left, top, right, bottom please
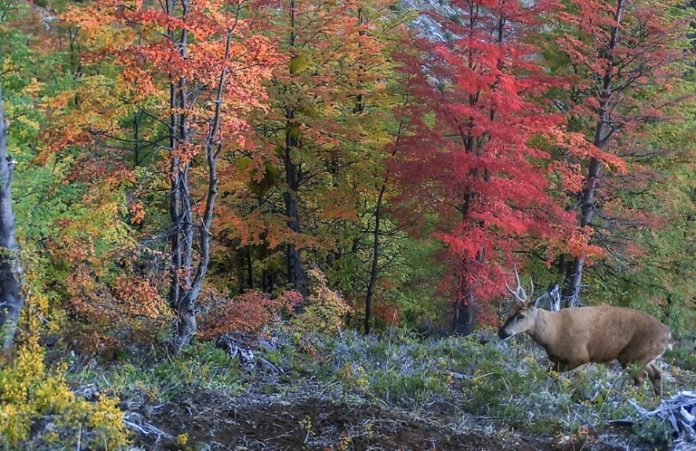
left=69, top=331, right=120, bottom=360
left=549, top=127, right=628, bottom=174
left=198, top=290, right=298, bottom=340
left=545, top=226, right=605, bottom=266
left=68, top=274, right=170, bottom=325
left=548, top=161, right=585, bottom=193
left=128, top=201, right=145, bottom=225
left=373, top=302, right=400, bottom=327
left=112, top=276, right=166, bottom=319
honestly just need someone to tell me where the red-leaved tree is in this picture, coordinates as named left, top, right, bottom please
left=395, top=0, right=584, bottom=333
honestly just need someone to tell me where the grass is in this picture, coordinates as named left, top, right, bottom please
left=71, top=341, right=245, bottom=403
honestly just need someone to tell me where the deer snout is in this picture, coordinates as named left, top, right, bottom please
left=498, top=328, right=512, bottom=339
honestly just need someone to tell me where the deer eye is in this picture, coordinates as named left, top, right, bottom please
left=517, top=314, right=526, bottom=320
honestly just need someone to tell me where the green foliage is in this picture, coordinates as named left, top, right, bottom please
left=74, top=342, right=245, bottom=402
left=665, top=339, right=696, bottom=371
left=632, top=417, right=673, bottom=448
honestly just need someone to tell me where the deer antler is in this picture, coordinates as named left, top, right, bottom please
left=506, top=266, right=529, bottom=304
left=514, top=265, right=522, bottom=288
left=505, top=281, right=517, bottom=296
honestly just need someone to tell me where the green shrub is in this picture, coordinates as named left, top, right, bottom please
left=76, top=342, right=244, bottom=402
left=632, top=417, right=672, bottom=448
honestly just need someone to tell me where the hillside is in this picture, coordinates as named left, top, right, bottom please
left=0, top=0, right=694, bottom=449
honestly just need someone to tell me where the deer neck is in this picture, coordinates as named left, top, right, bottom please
left=528, top=309, right=557, bottom=347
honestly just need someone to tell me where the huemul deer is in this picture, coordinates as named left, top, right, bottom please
left=498, top=269, right=673, bottom=396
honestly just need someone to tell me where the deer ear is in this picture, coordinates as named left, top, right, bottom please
left=531, top=294, right=543, bottom=309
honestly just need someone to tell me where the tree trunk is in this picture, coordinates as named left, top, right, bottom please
left=364, top=183, right=386, bottom=335
left=0, top=82, right=24, bottom=352
left=168, top=9, right=230, bottom=353
left=246, top=246, right=254, bottom=289
left=452, top=292, right=475, bottom=336
left=363, top=117, right=405, bottom=335
left=284, top=191, right=303, bottom=290
left=284, top=110, right=304, bottom=291
left=282, top=2, right=304, bottom=292
left=562, top=157, right=601, bottom=305
left=562, top=0, right=624, bottom=304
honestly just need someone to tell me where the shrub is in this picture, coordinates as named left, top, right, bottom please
left=292, top=268, right=351, bottom=334
left=0, top=333, right=128, bottom=449
left=198, top=290, right=296, bottom=340
left=67, top=271, right=172, bottom=356
left=92, top=341, right=245, bottom=401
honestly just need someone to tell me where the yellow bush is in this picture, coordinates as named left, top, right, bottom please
left=292, top=268, right=352, bottom=334
left=0, top=294, right=129, bottom=449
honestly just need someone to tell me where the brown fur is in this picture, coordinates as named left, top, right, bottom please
left=499, top=304, right=673, bottom=396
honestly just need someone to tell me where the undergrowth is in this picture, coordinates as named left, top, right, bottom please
left=72, top=342, right=245, bottom=403
left=262, top=327, right=691, bottom=446
left=47, top=326, right=696, bottom=449
left=0, top=289, right=129, bottom=450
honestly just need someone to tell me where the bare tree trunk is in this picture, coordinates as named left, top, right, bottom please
left=168, top=1, right=234, bottom=352
left=282, top=2, right=304, bottom=291
left=563, top=0, right=624, bottom=305
left=0, top=82, right=24, bottom=352
left=364, top=183, right=385, bottom=335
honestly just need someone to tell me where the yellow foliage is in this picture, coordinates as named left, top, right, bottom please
left=337, top=363, right=369, bottom=391
left=292, top=268, right=351, bottom=334
left=0, top=296, right=129, bottom=449
left=177, top=433, right=189, bottom=446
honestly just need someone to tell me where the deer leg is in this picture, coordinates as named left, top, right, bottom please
left=646, top=363, right=662, bottom=397
left=548, top=361, right=572, bottom=373
left=632, top=367, right=648, bottom=388
left=548, top=361, right=562, bottom=372
left=620, top=357, right=648, bottom=390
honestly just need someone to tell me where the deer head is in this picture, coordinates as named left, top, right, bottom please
left=499, top=267, right=538, bottom=339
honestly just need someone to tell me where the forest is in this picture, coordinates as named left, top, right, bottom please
left=0, top=0, right=695, bottom=449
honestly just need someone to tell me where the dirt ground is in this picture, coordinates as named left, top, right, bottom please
left=127, top=389, right=639, bottom=450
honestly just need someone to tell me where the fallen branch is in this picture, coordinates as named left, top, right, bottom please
left=124, top=411, right=175, bottom=441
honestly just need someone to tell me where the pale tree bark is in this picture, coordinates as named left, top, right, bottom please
left=167, top=0, right=236, bottom=353
left=0, top=81, right=24, bottom=352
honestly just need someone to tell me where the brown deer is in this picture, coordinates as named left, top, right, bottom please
left=498, top=269, right=673, bottom=396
